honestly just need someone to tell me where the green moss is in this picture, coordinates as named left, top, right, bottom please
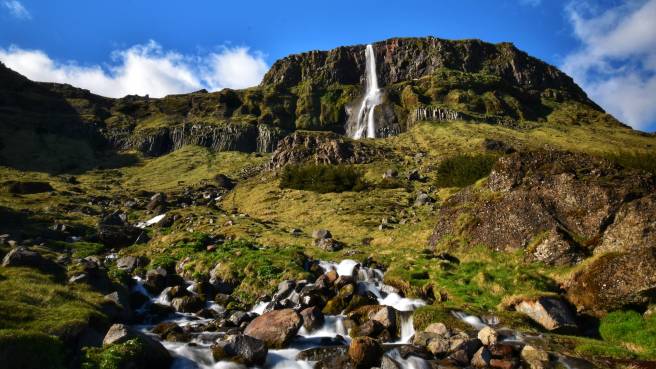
left=412, top=305, right=470, bottom=332
left=82, top=338, right=148, bottom=369
left=280, top=164, right=367, bottom=193
left=0, top=329, right=65, bottom=369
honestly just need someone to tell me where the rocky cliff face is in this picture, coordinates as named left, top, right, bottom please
left=0, top=37, right=623, bottom=166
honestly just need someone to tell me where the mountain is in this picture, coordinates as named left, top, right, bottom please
left=1, top=37, right=656, bottom=369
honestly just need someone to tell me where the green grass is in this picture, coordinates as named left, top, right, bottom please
left=604, top=150, right=656, bottom=175
left=48, top=241, right=107, bottom=259
left=82, top=338, right=148, bottom=369
left=435, top=153, right=499, bottom=188
left=0, top=267, right=105, bottom=335
left=279, top=164, right=367, bottom=193
left=0, top=329, right=65, bottom=369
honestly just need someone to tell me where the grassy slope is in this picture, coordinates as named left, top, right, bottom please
left=1, top=120, right=655, bottom=365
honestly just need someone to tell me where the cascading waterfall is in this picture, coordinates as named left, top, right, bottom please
left=351, top=44, right=382, bottom=139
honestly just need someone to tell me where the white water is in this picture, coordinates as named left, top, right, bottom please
left=136, top=213, right=167, bottom=228
left=131, top=259, right=429, bottom=369
left=351, top=44, right=382, bottom=139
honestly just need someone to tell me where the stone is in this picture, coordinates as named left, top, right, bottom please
left=144, top=268, right=168, bottom=295
left=490, top=358, right=519, bottom=369
left=97, top=211, right=147, bottom=248
left=243, top=308, right=302, bottom=348
left=116, top=255, right=145, bottom=272
left=300, top=306, right=325, bottom=332
left=316, top=238, right=342, bottom=252
left=477, top=326, right=498, bottom=346
left=424, top=322, right=448, bottom=336
left=380, top=355, right=402, bottom=369
left=171, top=295, right=204, bottom=313
left=520, top=345, right=549, bottom=369
left=1, top=247, right=45, bottom=268
left=151, top=322, right=189, bottom=342
left=348, top=337, right=383, bottom=369
left=566, top=248, right=656, bottom=315
left=102, top=324, right=171, bottom=369
left=211, top=334, right=268, bottom=366
left=146, top=192, right=167, bottom=212
left=371, top=306, right=398, bottom=335
left=596, top=193, right=656, bottom=255
left=415, top=192, right=435, bottom=206
left=514, top=297, right=578, bottom=333
left=407, top=170, right=421, bottom=181
left=312, top=229, right=333, bottom=240
left=471, top=347, right=492, bottom=368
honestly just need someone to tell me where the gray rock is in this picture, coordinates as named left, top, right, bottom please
left=102, top=324, right=171, bottom=369
left=1, top=247, right=44, bottom=268
left=312, top=229, right=333, bottom=240
left=211, top=334, right=268, bottom=366
left=514, top=297, right=578, bottom=333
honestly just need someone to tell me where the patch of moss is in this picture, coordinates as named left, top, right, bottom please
left=82, top=338, right=148, bottom=369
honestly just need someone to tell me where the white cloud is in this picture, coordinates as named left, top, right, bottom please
left=2, top=0, right=30, bottom=19
left=0, top=41, right=269, bottom=98
left=562, top=0, right=656, bottom=131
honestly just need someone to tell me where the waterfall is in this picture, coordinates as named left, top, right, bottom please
left=351, top=44, right=382, bottom=139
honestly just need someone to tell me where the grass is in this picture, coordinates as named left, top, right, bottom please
left=279, top=164, right=367, bottom=193
left=0, top=329, right=65, bottom=369
left=82, top=338, right=148, bottom=369
left=0, top=267, right=105, bottom=335
left=434, top=153, right=498, bottom=188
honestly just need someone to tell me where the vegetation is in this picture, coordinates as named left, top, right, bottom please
left=82, top=339, right=147, bottom=369
left=574, top=311, right=656, bottom=359
left=279, top=164, right=367, bottom=193
left=0, top=329, right=65, bottom=369
left=434, top=153, right=499, bottom=188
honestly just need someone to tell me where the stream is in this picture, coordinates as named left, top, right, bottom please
left=129, top=259, right=590, bottom=369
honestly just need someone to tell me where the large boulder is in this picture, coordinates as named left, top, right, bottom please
left=429, top=150, right=656, bottom=264
left=348, top=337, right=383, bottom=369
left=512, top=297, right=578, bottom=333
left=595, top=194, right=656, bottom=254
left=243, top=308, right=302, bottom=348
left=565, top=248, right=656, bottom=315
left=102, top=324, right=171, bottom=369
left=211, top=334, right=268, bottom=366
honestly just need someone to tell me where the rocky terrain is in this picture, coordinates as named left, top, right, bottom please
left=1, top=37, right=656, bottom=369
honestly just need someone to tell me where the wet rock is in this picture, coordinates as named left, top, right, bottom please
left=301, top=306, right=325, bottom=331
left=449, top=339, right=482, bottom=365
left=471, top=347, right=492, bottom=368
left=348, top=337, right=383, bottom=369
left=102, top=324, right=171, bottom=369
left=352, top=319, right=385, bottom=338
left=144, top=268, right=168, bottom=295
left=3, top=181, right=53, bottom=194
left=211, top=334, right=267, bottom=366
left=243, top=308, right=302, bottom=348
left=171, top=295, right=204, bottom=313
left=103, top=291, right=133, bottom=322
left=380, top=355, right=402, bottom=369
left=477, top=326, right=498, bottom=346
left=229, top=311, right=253, bottom=326
left=1, top=247, right=45, bottom=268
left=323, top=284, right=355, bottom=314
left=520, top=345, right=549, bottom=369
left=490, top=358, right=519, bottom=369
left=151, top=322, right=189, bottom=342
left=425, top=322, right=448, bottom=336
left=513, top=297, right=578, bottom=333
left=397, top=345, right=433, bottom=360
left=371, top=306, right=398, bottom=335
left=566, top=249, right=656, bottom=315
left=297, top=346, right=348, bottom=361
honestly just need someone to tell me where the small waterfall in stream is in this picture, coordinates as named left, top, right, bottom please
left=349, top=44, right=382, bottom=139
left=130, top=259, right=427, bottom=369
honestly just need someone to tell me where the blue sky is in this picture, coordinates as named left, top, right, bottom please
left=1, top=0, right=655, bottom=132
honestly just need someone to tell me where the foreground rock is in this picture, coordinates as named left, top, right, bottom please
left=243, top=308, right=302, bottom=348
left=211, top=334, right=268, bottom=366
left=565, top=248, right=656, bottom=314
left=102, top=324, right=172, bottom=369
left=2, top=247, right=46, bottom=268
left=348, top=337, right=383, bottom=369
left=97, top=211, right=148, bottom=248
left=512, top=297, right=578, bottom=333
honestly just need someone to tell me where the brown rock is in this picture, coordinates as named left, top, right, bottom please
left=513, top=297, right=578, bottom=333
left=348, top=337, right=383, bottom=369
left=244, top=308, right=302, bottom=348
